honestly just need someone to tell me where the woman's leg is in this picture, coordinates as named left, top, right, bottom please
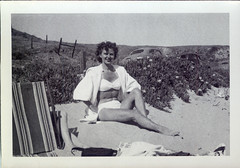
left=121, top=88, right=148, bottom=116
left=98, top=108, right=179, bottom=136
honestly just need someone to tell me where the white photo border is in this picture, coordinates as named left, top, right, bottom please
left=1, top=1, right=240, bottom=168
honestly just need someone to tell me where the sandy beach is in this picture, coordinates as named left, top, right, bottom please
left=55, top=87, right=229, bottom=156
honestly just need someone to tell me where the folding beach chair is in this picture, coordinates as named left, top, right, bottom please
left=12, top=81, right=57, bottom=156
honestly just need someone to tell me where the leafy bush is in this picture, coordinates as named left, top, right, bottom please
left=13, top=58, right=82, bottom=104
left=125, top=56, right=229, bottom=110
left=13, top=53, right=229, bottom=110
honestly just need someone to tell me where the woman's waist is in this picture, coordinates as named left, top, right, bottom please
left=98, top=98, right=119, bottom=105
left=98, top=90, right=119, bottom=99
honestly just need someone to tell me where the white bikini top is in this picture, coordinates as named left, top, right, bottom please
left=99, top=78, right=121, bottom=91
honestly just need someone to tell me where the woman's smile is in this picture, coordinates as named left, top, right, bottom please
left=101, top=49, right=114, bottom=64
left=105, top=57, right=112, bottom=62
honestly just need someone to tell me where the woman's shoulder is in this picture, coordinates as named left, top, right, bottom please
left=86, top=64, right=126, bottom=73
left=86, top=64, right=102, bottom=73
left=114, top=65, right=126, bottom=71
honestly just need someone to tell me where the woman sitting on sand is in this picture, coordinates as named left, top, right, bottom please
left=61, top=41, right=179, bottom=152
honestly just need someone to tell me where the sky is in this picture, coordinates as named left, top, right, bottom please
left=11, top=13, right=229, bottom=46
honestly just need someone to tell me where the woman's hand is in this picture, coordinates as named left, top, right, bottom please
left=83, top=101, right=98, bottom=113
left=89, top=105, right=98, bottom=113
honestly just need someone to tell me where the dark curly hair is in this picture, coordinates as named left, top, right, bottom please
left=95, top=41, right=119, bottom=63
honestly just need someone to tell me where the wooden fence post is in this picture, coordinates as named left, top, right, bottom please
left=46, top=35, right=48, bottom=43
left=31, top=36, right=33, bottom=49
left=83, top=51, right=86, bottom=71
left=72, top=40, right=77, bottom=58
left=58, top=38, right=62, bottom=55
left=80, top=51, right=87, bottom=73
left=58, top=38, right=77, bottom=57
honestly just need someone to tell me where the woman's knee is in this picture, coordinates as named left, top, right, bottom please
left=130, top=88, right=142, bottom=97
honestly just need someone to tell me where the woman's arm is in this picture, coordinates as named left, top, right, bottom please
left=82, top=101, right=98, bottom=113
left=73, top=69, right=93, bottom=102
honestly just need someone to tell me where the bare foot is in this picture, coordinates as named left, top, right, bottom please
left=159, top=127, right=180, bottom=136
left=166, top=130, right=180, bottom=137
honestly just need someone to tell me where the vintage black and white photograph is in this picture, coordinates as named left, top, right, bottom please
left=11, top=12, right=230, bottom=157
left=2, top=1, right=240, bottom=168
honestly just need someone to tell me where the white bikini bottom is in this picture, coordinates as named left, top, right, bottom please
left=80, top=100, right=121, bottom=123
left=98, top=100, right=121, bottom=113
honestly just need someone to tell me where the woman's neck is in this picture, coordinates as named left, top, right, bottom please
left=102, top=63, right=114, bottom=72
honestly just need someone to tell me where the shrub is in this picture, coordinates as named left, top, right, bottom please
left=12, top=53, right=229, bottom=109
left=13, top=59, right=82, bottom=104
left=12, top=52, right=28, bottom=60
left=125, top=56, right=229, bottom=109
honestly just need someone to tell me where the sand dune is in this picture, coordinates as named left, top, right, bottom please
left=55, top=87, right=229, bottom=156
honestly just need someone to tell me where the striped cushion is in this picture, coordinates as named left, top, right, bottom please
left=12, top=82, right=57, bottom=156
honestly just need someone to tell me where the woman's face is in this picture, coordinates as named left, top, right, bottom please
left=100, top=48, right=115, bottom=64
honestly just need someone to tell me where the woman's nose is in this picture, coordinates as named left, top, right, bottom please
left=106, top=54, right=113, bottom=57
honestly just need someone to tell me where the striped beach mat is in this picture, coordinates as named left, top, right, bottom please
left=12, top=82, right=57, bottom=156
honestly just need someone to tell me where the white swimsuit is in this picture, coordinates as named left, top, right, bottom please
left=98, top=78, right=121, bottom=113
left=80, top=77, right=122, bottom=123
left=99, top=78, right=121, bottom=91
